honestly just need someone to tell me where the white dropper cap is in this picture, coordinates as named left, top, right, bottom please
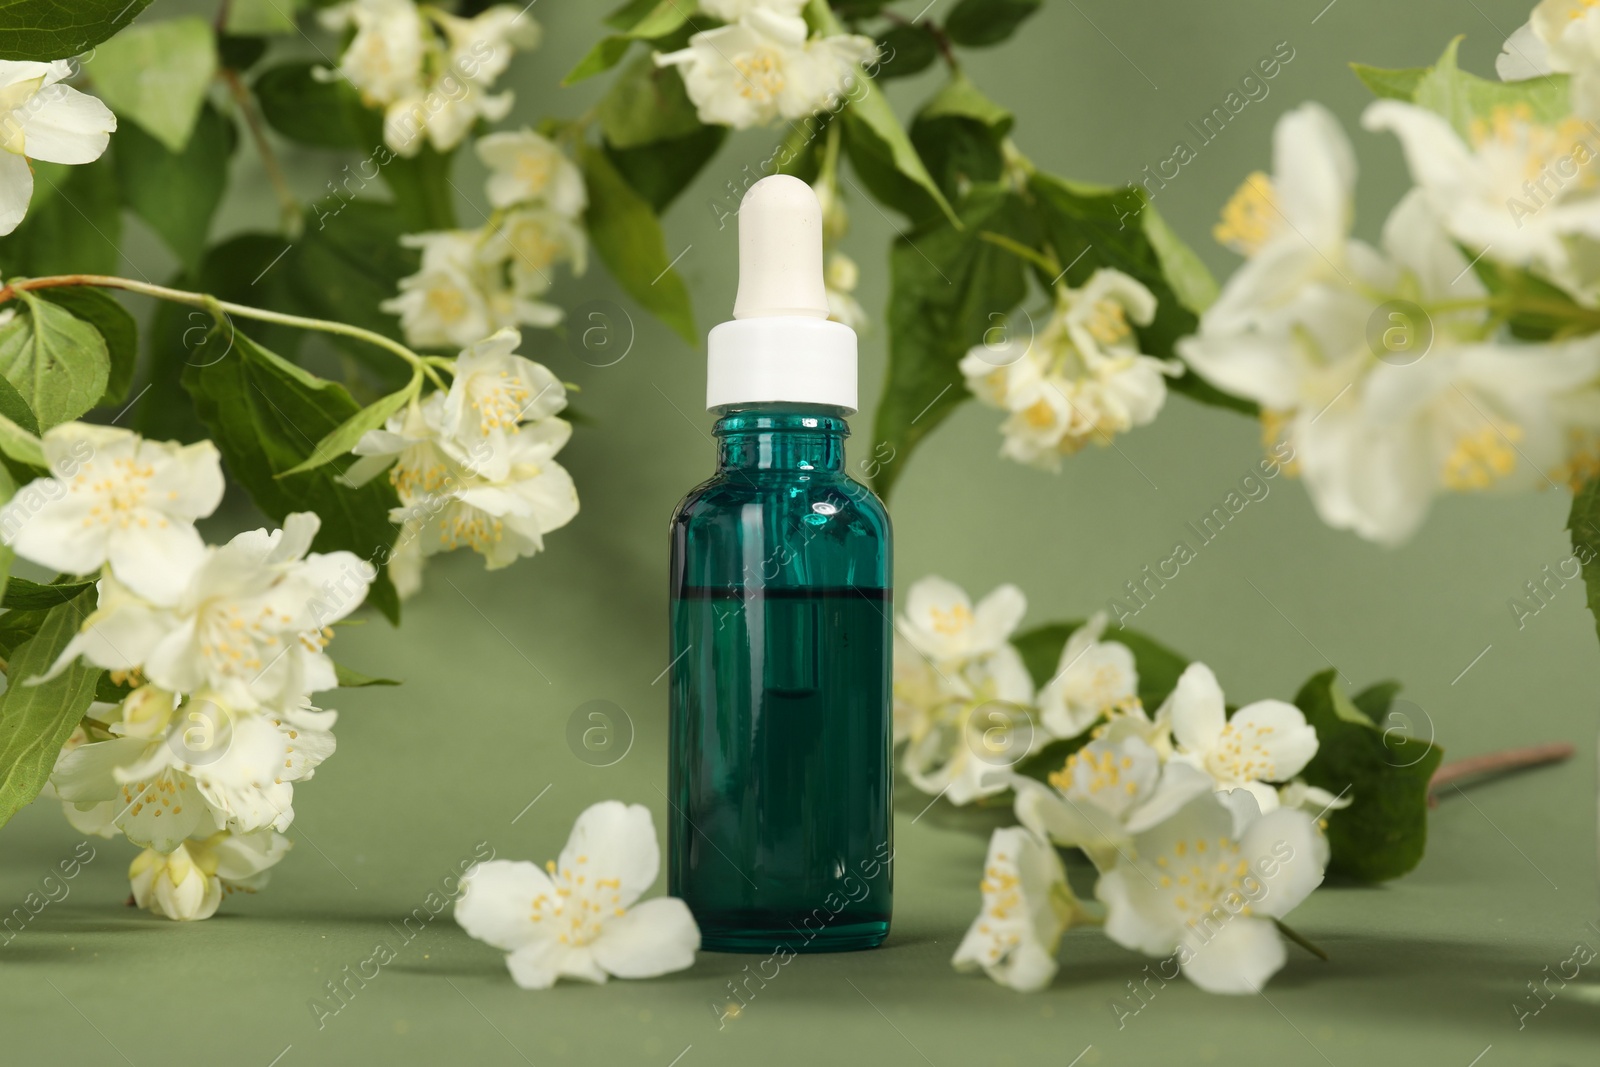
left=706, top=175, right=858, bottom=412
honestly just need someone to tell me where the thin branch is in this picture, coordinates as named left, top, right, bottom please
left=1273, top=919, right=1329, bottom=962
left=977, top=230, right=1060, bottom=276
left=220, top=67, right=303, bottom=240
left=0, top=274, right=442, bottom=388
left=1428, top=742, right=1574, bottom=805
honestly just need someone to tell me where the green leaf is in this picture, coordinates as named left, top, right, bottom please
left=608, top=0, right=689, bottom=37
left=840, top=75, right=959, bottom=228
left=254, top=61, right=376, bottom=150
left=871, top=183, right=1034, bottom=498
left=227, top=0, right=303, bottom=34
left=806, top=0, right=956, bottom=227
left=600, top=56, right=703, bottom=149
left=218, top=33, right=270, bottom=73
left=88, top=17, right=219, bottom=153
left=0, top=370, right=39, bottom=435
left=334, top=661, right=400, bottom=687
left=1143, top=202, right=1219, bottom=315
left=578, top=142, right=696, bottom=345
left=37, top=288, right=137, bottom=408
left=563, top=0, right=691, bottom=85
left=138, top=235, right=304, bottom=446
left=604, top=0, right=663, bottom=31
left=605, top=124, right=727, bottom=213
left=1294, top=671, right=1443, bottom=882
left=182, top=330, right=402, bottom=623
left=0, top=589, right=103, bottom=830
left=770, top=114, right=828, bottom=183
left=876, top=23, right=940, bottom=80
left=1349, top=62, right=1429, bottom=101
left=0, top=0, right=152, bottom=60
left=1413, top=37, right=1571, bottom=139
left=563, top=36, right=636, bottom=87
left=289, top=200, right=419, bottom=384
left=1, top=577, right=96, bottom=610
left=279, top=376, right=419, bottom=477
left=0, top=293, right=110, bottom=429
left=911, top=72, right=1012, bottom=205
left=114, top=101, right=237, bottom=271
left=1012, top=620, right=1191, bottom=711
left=381, top=144, right=459, bottom=231
left=1026, top=173, right=1257, bottom=417
left=252, top=65, right=457, bottom=235
left=943, top=0, right=1043, bottom=48
left=0, top=156, right=122, bottom=277
left=0, top=410, right=44, bottom=467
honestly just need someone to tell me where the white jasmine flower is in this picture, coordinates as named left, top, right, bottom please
left=53, top=694, right=334, bottom=848
left=0, top=60, right=117, bottom=235
left=1497, top=3, right=1600, bottom=91
left=343, top=391, right=459, bottom=500
left=960, top=268, right=1176, bottom=471
left=1363, top=100, right=1600, bottom=297
left=0, top=424, right=223, bottom=605
left=346, top=336, right=579, bottom=592
left=901, top=679, right=1035, bottom=806
left=482, top=207, right=588, bottom=301
left=894, top=576, right=1037, bottom=804
left=383, top=230, right=498, bottom=350
left=1036, top=612, right=1139, bottom=739
left=129, top=840, right=220, bottom=920
left=45, top=513, right=372, bottom=712
left=951, top=826, right=1086, bottom=992
left=1098, top=698, right=1177, bottom=760
left=128, top=828, right=291, bottom=921
left=1497, top=21, right=1554, bottom=80
left=432, top=5, right=541, bottom=87
left=1097, top=790, right=1325, bottom=994
left=1199, top=103, right=1360, bottom=338
left=319, top=0, right=427, bottom=106
left=400, top=417, right=579, bottom=569
left=1163, top=663, right=1318, bottom=813
left=897, top=575, right=1026, bottom=665
left=477, top=129, right=586, bottom=215
left=323, top=0, right=537, bottom=156
left=438, top=329, right=568, bottom=474
left=655, top=11, right=876, bottom=130
left=455, top=801, right=699, bottom=988
left=1183, top=177, right=1600, bottom=543
left=385, top=229, right=566, bottom=351
left=1010, top=736, right=1212, bottom=872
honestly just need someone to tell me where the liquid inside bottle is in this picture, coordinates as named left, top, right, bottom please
left=668, top=405, right=892, bottom=953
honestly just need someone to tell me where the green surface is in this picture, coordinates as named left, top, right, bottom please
left=4, top=1, right=1600, bottom=1064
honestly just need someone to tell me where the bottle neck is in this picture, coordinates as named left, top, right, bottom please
left=714, top=404, right=851, bottom=473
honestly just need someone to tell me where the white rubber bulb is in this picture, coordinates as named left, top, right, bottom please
left=732, top=174, right=830, bottom=320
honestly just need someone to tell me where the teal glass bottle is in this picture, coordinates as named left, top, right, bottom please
left=668, top=403, right=893, bottom=953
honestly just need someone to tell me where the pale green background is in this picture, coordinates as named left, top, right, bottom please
left=4, top=1, right=1598, bottom=1064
